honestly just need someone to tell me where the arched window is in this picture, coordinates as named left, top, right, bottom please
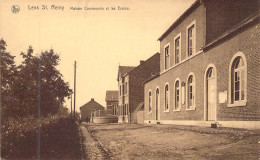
left=148, top=91, right=152, bottom=113
left=232, top=57, right=246, bottom=102
left=165, top=84, right=169, bottom=111
left=175, top=80, right=180, bottom=110
left=228, top=52, right=247, bottom=107
left=187, top=75, right=195, bottom=109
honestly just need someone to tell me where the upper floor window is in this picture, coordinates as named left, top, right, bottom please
left=165, top=84, right=169, bottom=111
left=165, top=45, right=170, bottom=70
left=175, top=36, right=180, bottom=64
left=175, top=80, right=180, bottom=110
left=187, top=21, right=196, bottom=57
left=148, top=91, right=152, bottom=113
left=125, top=82, right=128, bottom=95
left=187, top=75, right=195, bottom=109
left=120, top=85, right=122, bottom=96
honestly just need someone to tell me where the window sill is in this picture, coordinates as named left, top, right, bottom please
left=173, top=109, right=181, bottom=112
left=228, top=101, right=247, bottom=107
left=147, top=112, right=152, bottom=115
left=186, top=108, right=196, bottom=111
left=164, top=110, right=170, bottom=113
left=160, top=50, right=203, bottom=76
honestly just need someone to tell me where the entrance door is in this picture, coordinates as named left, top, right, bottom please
left=156, top=89, right=159, bottom=120
left=207, top=68, right=216, bottom=121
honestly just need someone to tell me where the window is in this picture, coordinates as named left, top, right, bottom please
left=148, top=91, right=152, bottom=113
left=165, top=45, right=170, bottom=70
left=120, top=85, right=121, bottom=96
left=125, top=82, right=128, bottom=95
left=175, top=36, right=180, bottom=64
left=175, top=80, right=180, bottom=110
left=187, top=21, right=196, bottom=57
left=231, top=56, right=246, bottom=103
left=228, top=52, right=247, bottom=107
left=187, top=75, right=195, bottom=109
left=165, top=84, right=169, bottom=111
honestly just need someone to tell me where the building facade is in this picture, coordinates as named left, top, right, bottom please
left=117, top=53, right=160, bottom=123
left=80, top=98, right=104, bottom=121
left=144, top=0, right=260, bottom=129
left=105, top=90, right=118, bottom=115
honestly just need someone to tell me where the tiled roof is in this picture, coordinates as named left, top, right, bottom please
left=117, top=66, right=135, bottom=80
left=80, top=98, right=104, bottom=110
left=105, top=90, right=118, bottom=101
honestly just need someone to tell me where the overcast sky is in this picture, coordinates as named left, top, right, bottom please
left=0, top=0, right=195, bottom=111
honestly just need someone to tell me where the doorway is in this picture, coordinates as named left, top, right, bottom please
left=206, top=68, right=217, bottom=121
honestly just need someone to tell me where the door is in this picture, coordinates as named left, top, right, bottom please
left=156, top=89, right=159, bottom=120
left=207, top=68, right=216, bottom=121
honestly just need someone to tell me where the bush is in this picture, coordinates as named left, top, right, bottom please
left=1, top=112, right=83, bottom=159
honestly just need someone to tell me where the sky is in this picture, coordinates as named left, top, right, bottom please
left=0, top=0, right=195, bottom=111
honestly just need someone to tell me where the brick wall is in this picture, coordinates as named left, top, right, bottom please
left=160, top=4, right=206, bottom=72
left=144, top=21, right=260, bottom=121
left=129, top=53, right=160, bottom=114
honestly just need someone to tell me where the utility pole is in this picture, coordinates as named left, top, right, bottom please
left=74, top=61, right=76, bottom=121
left=70, top=94, right=73, bottom=119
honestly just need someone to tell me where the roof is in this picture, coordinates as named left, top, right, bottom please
left=158, top=0, right=201, bottom=41
left=203, top=10, right=260, bottom=51
left=133, top=102, right=144, bottom=113
left=117, top=66, right=135, bottom=81
left=105, top=90, right=118, bottom=101
left=80, top=98, right=104, bottom=110
left=142, top=72, right=160, bottom=86
left=125, top=52, right=160, bottom=77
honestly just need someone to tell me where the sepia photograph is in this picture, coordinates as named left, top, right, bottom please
left=0, top=0, right=260, bottom=159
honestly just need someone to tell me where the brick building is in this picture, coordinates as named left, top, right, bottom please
left=105, top=90, right=118, bottom=114
left=117, top=53, right=160, bottom=123
left=144, top=0, right=260, bottom=129
left=80, top=98, right=104, bottom=121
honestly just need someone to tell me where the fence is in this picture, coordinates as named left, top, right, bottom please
left=92, top=109, right=114, bottom=117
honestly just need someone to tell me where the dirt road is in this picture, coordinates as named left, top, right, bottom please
left=82, top=123, right=260, bottom=160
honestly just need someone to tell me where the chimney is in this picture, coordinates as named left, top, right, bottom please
left=140, top=60, right=145, bottom=65
left=91, top=98, right=94, bottom=101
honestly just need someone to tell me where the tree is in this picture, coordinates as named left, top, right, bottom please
left=12, top=46, right=72, bottom=118
left=0, top=39, right=19, bottom=122
left=1, top=39, right=72, bottom=121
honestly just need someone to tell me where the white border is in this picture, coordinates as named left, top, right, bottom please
left=186, top=20, right=196, bottom=58
left=174, top=33, right=182, bottom=65
left=164, top=42, right=171, bottom=70
left=228, top=51, right=247, bottom=107
left=173, top=78, right=181, bottom=111
left=186, top=72, right=196, bottom=110
left=204, top=64, right=217, bottom=121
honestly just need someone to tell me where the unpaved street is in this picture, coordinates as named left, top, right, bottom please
left=82, top=123, right=260, bottom=160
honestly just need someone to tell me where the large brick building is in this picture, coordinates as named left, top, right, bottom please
left=117, top=53, right=160, bottom=123
left=144, top=0, right=260, bottom=129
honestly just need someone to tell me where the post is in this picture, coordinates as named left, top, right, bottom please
left=37, top=58, right=41, bottom=160
left=70, top=94, right=73, bottom=119
left=74, top=61, right=76, bottom=120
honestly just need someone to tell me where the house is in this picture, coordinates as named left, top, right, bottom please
left=105, top=90, right=118, bottom=115
left=117, top=53, right=160, bottom=123
left=144, top=0, right=260, bottom=129
left=80, top=98, right=104, bottom=121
